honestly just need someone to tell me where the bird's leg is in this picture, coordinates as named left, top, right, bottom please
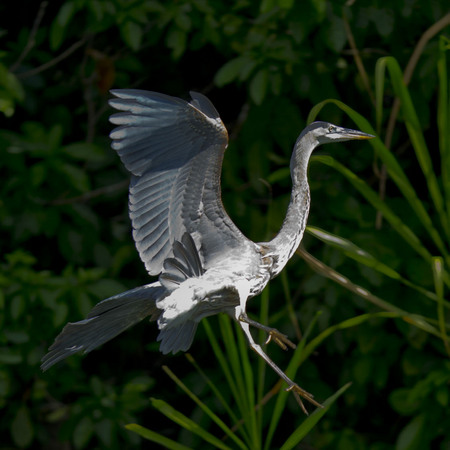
left=238, top=312, right=296, bottom=351
left=237, top=319, right=322, bottom=414
left=233, top=282, right=321, bottom=413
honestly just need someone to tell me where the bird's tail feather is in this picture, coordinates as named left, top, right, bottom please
left=157, top=319, right=199, bottom=354
left=41, top=282, right=165, bottom=371
left=157, top=233, right=204, bottom=354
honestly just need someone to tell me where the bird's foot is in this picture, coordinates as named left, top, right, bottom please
left=237, top=313, right=296, bottom=351
left=286, top=383, right=323, bottom=415
left=265, top=328, right=296, bottom=351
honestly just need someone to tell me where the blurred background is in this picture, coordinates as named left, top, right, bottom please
left=1, top=1, right=449, bottom=449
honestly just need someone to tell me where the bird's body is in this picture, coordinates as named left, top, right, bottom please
left=42, top=89, right=373, bottom=412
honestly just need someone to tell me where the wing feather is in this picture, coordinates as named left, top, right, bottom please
left=109, top=89, right=247, bottom=275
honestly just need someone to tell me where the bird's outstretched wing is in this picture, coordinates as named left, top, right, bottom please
left=109, top=90, right=247, bottom=275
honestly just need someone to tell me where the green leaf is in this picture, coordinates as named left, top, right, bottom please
left=280, top=383, right=352, bottom=450
left=264, top=312, right=320, bottom=450
left=278, top=0, right=295, bottom=10
left=432, top=257, right=450, bottom=356
left=311, top=154, right=433, bottom=264
left=306, top=226, right=441, bottom=303
left=260, top=0, right=276, bottom=14
left=396, top=414, right=426, bottom=450
left=310, top=0, right=326, bottom=20
left=215, top=57, right=254, bottom=87
left=73, top=416, right=94, bottom=449
left=369, top=7, right=394, bottom=37
left=376, top=57, right=450, bottom=245
left=162, top=365, right=247, bottom=450
left=120, top=22, right=143, bottom=52
left=437, top=36, right=450, bottom=236
left=217, top=315, right=259, bottom=444
left=0, top=63, right=24, bottom=116
left=0, top=348, right=22, bottom=364
left=324, top=16, right=346, bottom=53
left=4, top=330, right=29, bottom=344
left=250, top=69, right=269, bottom=105
left=126, top=424, right=191, bottom=450
left=10, top=295, right=25, bottom=320
left=389, top=388, right=420, bottom=415
left=202, top=319, right=251, bottom=441
left=166, top=27, right=186, bottom=60
left=95, top=419, right=113, bottom=448
left=150, top=398, right=232, bottom=449
left=60, top=163, right=90, bottom=192
left=50, top=1, right=76, bottom=50
left=63, top=142, right=106, bottom=163
left=309, top=97, right=450, bottom=261
left=11, top=406, right=34, bottom=448
left=86, top=278, right=125, bottom=299
left=298, top=249, right=443, bottom=338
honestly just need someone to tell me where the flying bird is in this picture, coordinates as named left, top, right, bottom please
left=41, top=89, right=373, bottom=412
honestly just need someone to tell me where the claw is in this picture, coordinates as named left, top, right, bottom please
left=286, top=383, right=324, bottom=414
left=265, top=329, right=296, bottom=351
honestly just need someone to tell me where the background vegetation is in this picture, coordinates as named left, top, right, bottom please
left=1, top=1, right=449, bottom=448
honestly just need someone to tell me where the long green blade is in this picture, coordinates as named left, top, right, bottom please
left=203, top=319, right=248, bottom=421
left=162, top=366, right=248, bottom=450
left=297, top=248, right=442, bottom=338
left=150, top=398, right=232, bottom=450
left=377, top=56, right=449, bottom=242
left=185, top=353, right=240, bottom=425
left=306, top=225, right=443, bottom=305
left=308, top=99, right=449, bottom=260
left=125, top=424, right=192, bottom=450
left=437, top=36, right=450, bottom=233
left=280, top=383, right=352, bottom=450
left=311, top=154, right=432, bottom=262
left=264, top=312, right=320, bottom=450
left=432, top=257, right=450, bottom=357
left=203, top=318, right=254, bottom=445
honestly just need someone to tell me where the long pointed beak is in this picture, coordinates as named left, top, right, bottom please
left=341, top=128, right=375, bottom=140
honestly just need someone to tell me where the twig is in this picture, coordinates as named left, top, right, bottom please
left=17, top=38, right=87, bottom=79
left=230, top=101, right=250, bottom=141
left=342, top=10, right=375, bottom=106
left=385, top=13, right=450, bottom=151
left=50, top=179, right=129, bottom=205
left=80, top=41, right=98, bottom=144
left=10, top=1, right=48, bottom=72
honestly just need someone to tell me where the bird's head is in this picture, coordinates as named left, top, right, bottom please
left=309, top=121, right=375, bottom=144
left=290, top=121, right=375, bottom=179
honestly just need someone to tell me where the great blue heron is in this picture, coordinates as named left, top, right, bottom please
left=41, top=89, right=374, bottom=412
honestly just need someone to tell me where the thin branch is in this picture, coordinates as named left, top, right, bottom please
left=50, top=179, right=129, bottom=206
left=342, top=11, right=375, bottom=106
left=80, top=42, right=97, bottom=144
left=403, top=13, right=450, bottom=86
left=10, top=1, right=48, bottom=72
left=17, top=38, right=87, bottom=79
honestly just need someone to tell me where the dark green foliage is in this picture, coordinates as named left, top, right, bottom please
left=1, top=1, right=449, bottom=448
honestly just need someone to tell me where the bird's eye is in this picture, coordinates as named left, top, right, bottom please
left=328, top=126, right=336, bottom=133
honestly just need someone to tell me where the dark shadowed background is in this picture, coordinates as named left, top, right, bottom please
left=1, top=1, right=449, bottom=449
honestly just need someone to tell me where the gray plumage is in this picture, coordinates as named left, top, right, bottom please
left=42, top=89, right=373, bottom=412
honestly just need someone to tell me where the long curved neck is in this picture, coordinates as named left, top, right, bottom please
left=266, top=131, right=317, bottom=277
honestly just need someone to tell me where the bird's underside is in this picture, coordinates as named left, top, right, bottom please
left=42, top=88, right=373, bottom=414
